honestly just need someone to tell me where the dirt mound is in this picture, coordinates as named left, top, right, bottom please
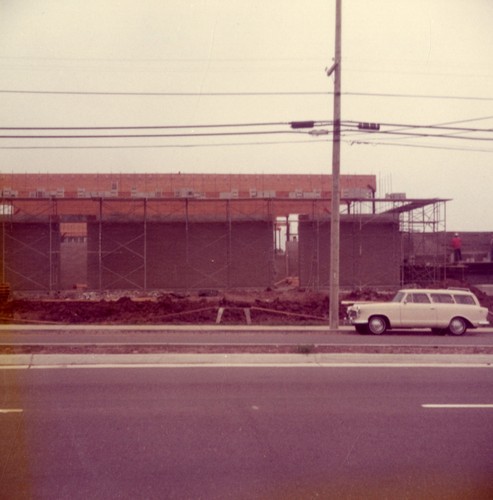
left=0, top=289, right=338, bottom=325
left=0, top=291, right=328, bottom=324
left=1, top=286, right=491, bottom=326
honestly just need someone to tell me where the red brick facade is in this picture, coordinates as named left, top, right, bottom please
left=0, top=173, right=376, bottom=200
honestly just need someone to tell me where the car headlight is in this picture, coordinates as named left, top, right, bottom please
left=347, top=305, right=360, bottom=320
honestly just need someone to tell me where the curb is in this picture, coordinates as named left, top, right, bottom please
left=2, top=352, right=493, bottom=368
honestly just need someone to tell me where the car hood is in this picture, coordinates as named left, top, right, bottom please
left=349, top=301, right=399, bottom=308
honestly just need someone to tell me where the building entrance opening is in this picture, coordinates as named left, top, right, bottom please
left=274, top=215, right=299, bottom=286
left=60, top=222, right=87, bottom=289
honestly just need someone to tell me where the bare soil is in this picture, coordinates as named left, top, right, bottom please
left=0, top=284, right=491, bottom=326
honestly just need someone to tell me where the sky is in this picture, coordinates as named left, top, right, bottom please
left=0, top=0, right=492, bottom=231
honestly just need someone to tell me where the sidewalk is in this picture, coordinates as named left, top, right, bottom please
left=2, top=352, right=493, bottom=368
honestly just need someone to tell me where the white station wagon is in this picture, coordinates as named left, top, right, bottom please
left=347, top=288, right=489, bottom=335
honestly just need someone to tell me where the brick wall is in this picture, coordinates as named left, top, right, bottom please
left=1, top=172, right=376, bottom=200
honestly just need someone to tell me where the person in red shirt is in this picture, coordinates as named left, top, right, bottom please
left=451, top=233, right=462, bottom=263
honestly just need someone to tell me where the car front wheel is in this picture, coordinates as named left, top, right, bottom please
left=447, top=317, right=468, bottom=336
left=368, top=316, right=387, bottom=335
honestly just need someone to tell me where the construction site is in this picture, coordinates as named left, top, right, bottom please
left=1, top=173, right=492, bottom=324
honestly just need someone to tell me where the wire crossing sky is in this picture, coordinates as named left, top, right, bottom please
left=0, top=0, right=492, bottom=230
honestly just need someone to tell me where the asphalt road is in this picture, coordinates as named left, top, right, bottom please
left=1, top=362, right=493, bottom=499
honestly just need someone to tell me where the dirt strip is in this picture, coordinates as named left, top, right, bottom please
left=2, top=344, right=493, bottom=355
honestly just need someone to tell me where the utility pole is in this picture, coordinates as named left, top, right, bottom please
left=329, top=0, right=342, bottom=329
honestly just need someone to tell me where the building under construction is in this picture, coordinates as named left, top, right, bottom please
left=0, top=173, right=451, bottom=293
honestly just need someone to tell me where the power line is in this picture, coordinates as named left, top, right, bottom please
left=346, top=139, right=493, bottom=154
left=1, top=118, right=491, bottom=137
left=0, top=55, right=326, bottom=64
left=0, top=138, right=329, bottom=150
left=0, top=120, right=331, bottom=131
left=0, top=115, right=491, bottom=148
left=1, top=128, right=491, bottom=142
left=1, top=135, right=490, bottom=153
left=342, top=116, right=493, bottom=145
left=0, top=116, right=489, bottom=134
left=0, top=89, right=329, bottom=97
left=0, top=130, right=310, bottom=140
left=343, top=129, right=493, bottom=141
left=342, top=120, right=493, bottom=133
left=343, top=92, right=493, bottom=102
left=1, top=88, right=492, bottom=101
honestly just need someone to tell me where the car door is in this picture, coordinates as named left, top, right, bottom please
left=400, top=292, right=437, bottom=328
left=430, top=293, right=455, bottom=327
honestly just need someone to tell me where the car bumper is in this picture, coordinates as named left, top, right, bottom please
left=348, top=318, right=368, bottom=326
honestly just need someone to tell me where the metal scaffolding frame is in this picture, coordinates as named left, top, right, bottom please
left=85, top=197, right=277, bottom=291
left=0, top=198, right=60, bottom=291
left=340, top=196, right=449, bottom=286
left=0, top=196, right=449, bottom=291
left=382, top=198, right=448, bottom=284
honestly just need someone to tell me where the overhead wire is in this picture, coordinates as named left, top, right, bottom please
left=0, top=138, right=330, bottom=150
left=341, top=128, right=492, bottom=142
left=0, top=118, right=490, bottom=139
left=0, top=120, right=331, bottom=131
left=0, top=131, right=313, bottom=140
left=0, top=108, right=491, bottom=152
left=345, top=139, right=493, bottom=154
left=1, top=88, right=493, bottom=101
left=341, top=116, right=493, bottom=146
left=342, top=120, right=493, bottom=133
left=0, top=89, right=329, bottom=97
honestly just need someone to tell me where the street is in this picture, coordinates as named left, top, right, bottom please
left=1, top=360, right=493, bottom=499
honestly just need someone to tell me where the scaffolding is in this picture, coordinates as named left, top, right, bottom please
left=0, top=196, right=449, bottom=292
left=341, top=196, right=449, bottom=286
left=382, top=198, right=448, bottom=284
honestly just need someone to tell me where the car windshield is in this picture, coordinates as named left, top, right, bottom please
left=392, top=292, right=405, bottom=303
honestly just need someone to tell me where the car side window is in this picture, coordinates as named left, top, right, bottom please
left=454, top=295, right=475, bottom=305
left=411, top=293, right=431, bottom=304
left=431, top=294, right=454, bottom=304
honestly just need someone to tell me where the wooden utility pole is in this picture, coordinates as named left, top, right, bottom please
left=329, top=0, right=342, bottom=329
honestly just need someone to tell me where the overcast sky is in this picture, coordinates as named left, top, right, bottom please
left=0, top=0, right=492, bottom=231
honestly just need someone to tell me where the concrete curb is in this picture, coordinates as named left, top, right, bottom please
left=1, top=352, right=493, bottom=368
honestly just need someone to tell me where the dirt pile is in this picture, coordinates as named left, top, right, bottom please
left=0, top=289, right=338, bottom=325
left=0, top=286, right=491, bottom=326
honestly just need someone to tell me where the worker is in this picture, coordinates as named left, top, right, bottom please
left=451, top=233, right=462, bottom=263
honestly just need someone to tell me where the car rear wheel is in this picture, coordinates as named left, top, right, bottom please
left=368, top=316, right=387, bottom=335
left=447, top=317, right=467, bottom=336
